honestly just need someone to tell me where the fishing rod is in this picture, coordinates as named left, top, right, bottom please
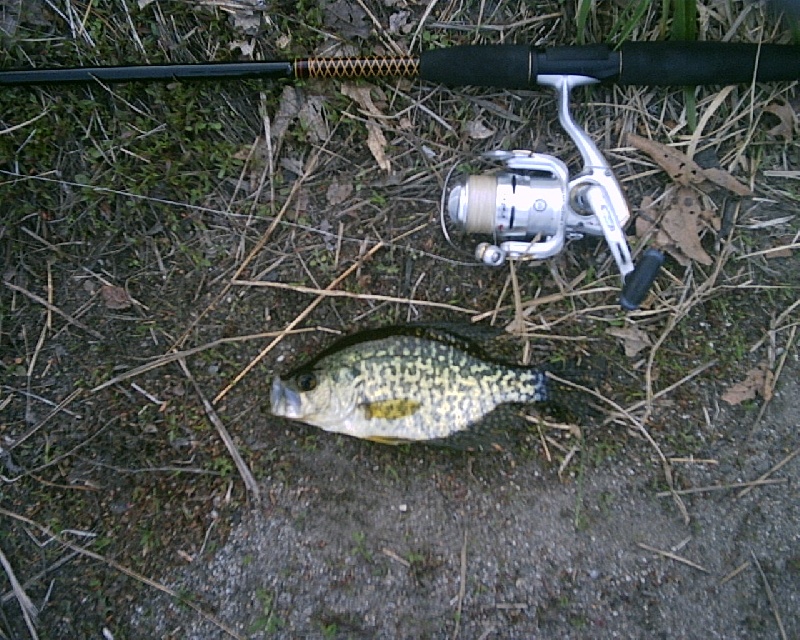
left=5, top=41, right=798, bottom=309
left=1, top=42, right=799, bottom=87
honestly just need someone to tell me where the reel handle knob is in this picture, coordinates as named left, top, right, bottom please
left=620, top=249, right=665, bottom=311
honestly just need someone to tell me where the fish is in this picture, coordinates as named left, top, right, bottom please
left=269, top=325, right=556, bottom=445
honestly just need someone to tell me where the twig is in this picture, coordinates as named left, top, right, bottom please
left=656, top=477, right=787, bottom=497
left=452, top=529, right=468, bottom=640
left=751, top=324, right=796, bottom=429
left=4, top=281, right=103, bottom=340
left=232, top=279, right=477, bottom=314
left=737, top=447, right=800, bottom=499
left=381, top=548, right=411, bottom=568
left=547, top=372, right=689, bottom=524
left=170, top=144, right=325, bottom=350
left=8, top=389, right=83, bottom=451
left=637, top=543, right=708, bottom=573
left=0, top=507, right=244, bottom=640
left=719, top=561, right=750, bottom=586
left=178, top=358, right=261, bottom=503
left=213, top=242, right=384, bottom=404
left=1, top=386, right=82, bottom=419
left=0, top=551, right=79, bottom=605
left=750, top=549, right=787, bottom=640
left=91, top=328, right=317, bottom=393
left=0, top=545, right=38, bottom=640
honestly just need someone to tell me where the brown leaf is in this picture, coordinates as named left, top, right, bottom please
left=323, top=0, right=371, bottom=39
left=326, top=178, right=354, bottom=206
left=721, top=364, right=773, bottom=405
left=660, top=188, right=713, bottom=265
left=271, top=85, right=303, bottom=149
left=606, top=326, right=652, bottom=357
left=700, top=167, right=752, bottom=197
left=341, top=83, right=391, bottom=172
left=627, top=133, right=751, bottom=196
left=466, top=118, right=495, bottom=140
left=297, top=95, right=329, bottom=143
left=764, top=101, right=797, bottom=141
left=100, top=284, right=132, bottom=310
left=627, top=133, right=704, bottom=186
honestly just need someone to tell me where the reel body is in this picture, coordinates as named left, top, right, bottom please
left=443, top=75, right=663, bottom=309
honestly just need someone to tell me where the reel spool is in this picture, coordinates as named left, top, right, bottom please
left=441, top=75, right=664, bottom=310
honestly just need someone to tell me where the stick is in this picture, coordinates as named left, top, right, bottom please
left=213, top=242, right=384, bottom=404
left=178, top=359, right=261, bottom=503
left=4, top=281, right=103, bottom=340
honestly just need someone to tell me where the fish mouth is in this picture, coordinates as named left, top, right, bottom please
left=270, top=377, right=302, bottom=418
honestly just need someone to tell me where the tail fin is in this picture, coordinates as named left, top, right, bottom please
left=541, top=356, right=609, bottom=420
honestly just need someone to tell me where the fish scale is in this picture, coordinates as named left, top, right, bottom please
left=270, top=328, right=550, bottom=443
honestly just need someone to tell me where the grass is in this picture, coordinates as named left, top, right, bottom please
left=1, top=1, right=799, bottom=638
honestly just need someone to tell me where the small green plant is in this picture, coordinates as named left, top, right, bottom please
left=248, top=587, right=284, bottom=634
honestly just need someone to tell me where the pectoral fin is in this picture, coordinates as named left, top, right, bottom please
left=362, top=398, right=421, bottom=420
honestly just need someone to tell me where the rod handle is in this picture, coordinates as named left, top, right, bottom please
left=620, top=249, right=664, bottom=311
left=420, top=45, right=533, bottom=89
left=619, top=42, right=800, bottom=85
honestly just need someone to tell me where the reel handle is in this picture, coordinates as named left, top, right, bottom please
left=620, top=249, right=664, bottom=310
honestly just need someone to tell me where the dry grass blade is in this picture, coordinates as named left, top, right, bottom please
left=0, top=507, right=245, bottom=640
left=637, top=543, right=708, bottom=573
left=91, top=329, right=317, bottom=393
left=0, top=546, right=38, bottom=640
left=171, top=145, right=324, bottom=351
left=547, top=372, right=689, bottom=524
left=3, top=281, right=103, bottom=340
left=750, top=549, right=788, bottom=640
left=178, top=358, right=261, bottom=503
left=232, top=279, right=477, bottom=314
left=213, top=242, right=384, bottom=404
left=737, top=447, right=800, bottom=500
left=656, top=477, right=787, bottom=497
left=452, top=529, right=468, bottom=640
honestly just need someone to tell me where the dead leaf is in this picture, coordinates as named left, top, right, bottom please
left=389, top=10, right=413, bottom=34
left=764, top=101, right=798, bottom=141
left=766, top=236, right=795, bottom=258
left=466, top=118, right=495, bottom=140
left=700, top=167, right=752, bottom=197
left=606, top=326, right=652, bottom=357
left=341, top=82, right=391, bottom=172
left=323, top=0, right=371, bottom=39
left=271, top=86, right=303, bottom=149
left=627, top=133, right=751, bottom=196
left=721, top=364, right=773, bottom=405
left=229, top=40, right=255, bottom=58
left=340, top=82, right=383, bottom=118
left=365, top=121, right=391, bottom=172
left=297, top=95, right=329, bottom=143
left=231, top=11, right=261, bottom=35
left=101, top=285, right=132, bottom=310
left=627, top=133, right=704, bottom=186
left=660, top=188, right=713, bottom=265
left=326, top=178, right=353, bottom=206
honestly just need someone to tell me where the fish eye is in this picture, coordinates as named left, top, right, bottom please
left=295, top=372, right=317, bottom=392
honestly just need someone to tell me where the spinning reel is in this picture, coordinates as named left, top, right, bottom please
left=443, top=75, right=664, bottom=310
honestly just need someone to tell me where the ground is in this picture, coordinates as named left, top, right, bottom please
left=1, top=2, right=798, bottom=639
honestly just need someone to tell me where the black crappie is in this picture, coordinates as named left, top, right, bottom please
left=270, top=326, right=551, bottom=444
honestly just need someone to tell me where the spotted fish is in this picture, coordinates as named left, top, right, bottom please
left=269, top=325, right=553, bottom=445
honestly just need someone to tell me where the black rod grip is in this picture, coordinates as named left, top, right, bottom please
left=420, top=45, right=533, bottom=89
left=619, top=42, right=800, bottom=86
left=620, top=249, right=665, bottom=311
